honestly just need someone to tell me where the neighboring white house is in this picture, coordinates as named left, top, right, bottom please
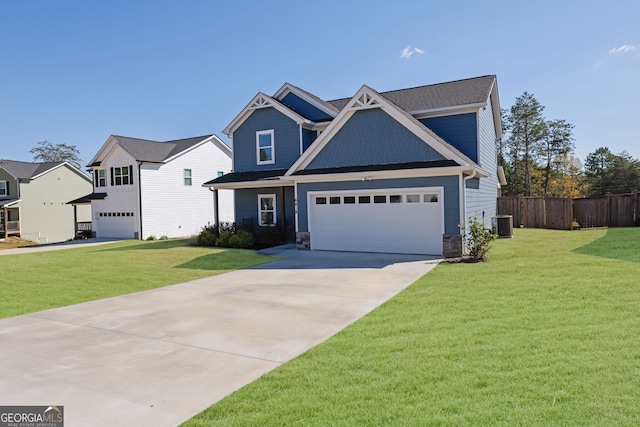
left=83, top=134, right=233, bottom=239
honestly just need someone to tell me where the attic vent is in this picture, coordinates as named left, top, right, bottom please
left=352, top=92, right=380, bottom=110
left=250, top=95, right=273, bottom=109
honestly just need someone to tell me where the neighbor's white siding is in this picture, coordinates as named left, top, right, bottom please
left=91, top=148, right=141, bottom=239
left=139, top=140, right=233, bottom=239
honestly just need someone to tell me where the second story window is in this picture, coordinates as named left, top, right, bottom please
left=111, top=166, right=132, bottom=186
left=256, top=130, right=274, bottom=165
left=95, top=169, right=106, bottom=187
left=0, top=181, right=7, bottom=196
left=184, top=169, right=192, bottom=186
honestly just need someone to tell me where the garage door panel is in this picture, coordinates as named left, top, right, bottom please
left=309, top=189, right=443, bottom=255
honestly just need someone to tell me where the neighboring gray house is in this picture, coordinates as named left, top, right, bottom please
left=0, top=160, right=93, bottom=243
left=204, top=75, right=502, bottom=256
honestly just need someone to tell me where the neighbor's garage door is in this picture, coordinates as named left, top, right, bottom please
left=96, top=212, right=136, bottom=239
left=309, top=188, right=443, bottom=255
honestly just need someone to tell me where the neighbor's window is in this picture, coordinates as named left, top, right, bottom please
left=256, top=130, right=275, bottom=164
left=217, top=171, right=224, bottom=177
left=258, top=194, right=276, bottom=226
left=112, top=166, right=131, bottom=185
left=94, top=169, right=106, bottom=187
left=0, top=181, right=7, bottom=196
left=184, top=169, right=192, bottom=186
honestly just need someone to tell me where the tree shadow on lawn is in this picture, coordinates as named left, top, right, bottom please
left=175, top=251, right=274, bottom=271
left=572, top=227, right=640, bottom=263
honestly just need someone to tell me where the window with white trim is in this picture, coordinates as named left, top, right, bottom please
left=258, top=194, right=276, bottom=226
left=256, top=130, right=275, bottom=164
left=95, top=169, right=106, bottom=187
left=112, top=166, right=131, bottom=186
left=184, top=169, right=192, bottom=186
left=0, top=181, right=7, bottom=196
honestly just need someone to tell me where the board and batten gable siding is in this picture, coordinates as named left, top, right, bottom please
left=306, top=109, right=446, bottom=170
left=91, top=147, right=141, bottom=238
left=139, top=141, right=233, bottom=239
left=281, top=92, right=333, bottom=122
left=296, top=175, right=460, bottom=235
left=232, top=108, right=301, bottom=172
left=465, top=99, right=499, bottom=229
left=419, top=113, right=478, bottom=163
left=18, top=165, right=92, bottom=243
left=234, top=186, right=295, bottom=229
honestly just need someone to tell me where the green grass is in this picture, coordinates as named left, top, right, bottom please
left=0, top=239, right=274, bottom=318
left=184, top=228, right=640, bottom=426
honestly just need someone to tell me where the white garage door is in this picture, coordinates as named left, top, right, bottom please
left=95, top=212, right=136, bottom=239
left=309, top=188, right=444, bottom=255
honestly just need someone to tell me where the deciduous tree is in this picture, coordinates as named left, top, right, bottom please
left=30, top=140, right=82, bottom=169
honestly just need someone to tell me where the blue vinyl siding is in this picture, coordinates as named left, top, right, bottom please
left=297, top=175, right=461, bottom=234
left=420, top=113, right=478, bottom=162
left=234, top=186, right=295, bottom=229
left=281, top=93, right=333, bottom=122
left=232, top=108, right=301, bottom=172
left=301, top=128, right=317, bottom=152
left=465, top=97, right=499, bottom=229
left=307, top=109, right=445, bottom=169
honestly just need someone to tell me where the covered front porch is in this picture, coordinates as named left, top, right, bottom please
left=1, top=200, right=21, bottom=239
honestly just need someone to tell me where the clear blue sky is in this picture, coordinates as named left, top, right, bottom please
left=1, top=0, right=638, bottom=167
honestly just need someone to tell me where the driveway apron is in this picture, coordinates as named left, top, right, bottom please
left=0, top=247, right=439, bottom=426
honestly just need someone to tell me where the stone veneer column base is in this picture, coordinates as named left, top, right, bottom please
left=296, top=232, right=310, bottom=250
left=442, top=234, right=463, bottom=258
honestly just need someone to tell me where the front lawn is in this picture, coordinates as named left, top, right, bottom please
left=0, top=239, right=274, bottom=319
left=184, top=228, right=640, bottom=426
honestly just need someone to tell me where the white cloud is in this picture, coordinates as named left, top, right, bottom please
left=609, top=45, right=636, bottom=54
left=400, top=46, right=425, bottom=59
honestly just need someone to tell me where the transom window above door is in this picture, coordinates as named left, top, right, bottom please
left=256, top=130, right=274, bottom=165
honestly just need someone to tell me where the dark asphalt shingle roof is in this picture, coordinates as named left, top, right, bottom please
left=203, top=169, right=289, bottom=186
left=327, top=75, right=496, bottom=112
left=67, top=193, right=108, bottom=204
left=112, top=135, right=215, bottom=163
left=291, top=160, right=460, bottom=176
left=0, top=159, right=65, bottom=179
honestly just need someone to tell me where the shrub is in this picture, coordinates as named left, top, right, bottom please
left=461, top=216, right=496, bottom=262
left=254, top=225, right=285, bottom=247
left=195, top=230, right=217, bottom=246
left=159, top=235, right=169, bottom=240
left=146, top=235, right=157, bottom=241
left=228, top=229, right=255, bottom=249
left=216, top=230, right=233, bottom=247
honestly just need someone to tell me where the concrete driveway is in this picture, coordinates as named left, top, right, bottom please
left=0, top=246, right=439, bottom=426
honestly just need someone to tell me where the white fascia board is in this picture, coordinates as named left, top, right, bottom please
left=290, top=165, right=478, bottom=184
left=163, top=134, right=231, bottom=163
left=490, top=80, right=503, bottom=139
left=29, top=162, right=92, bottom=183
left=286, top=85, right=478, bottom=176
left=273, top=83, right=340, bottom=117
left=1, top=198, right=21, bottom=207
left=203, top=177, right=294, bottom=190
left=223, top=92, right=314, bottom=136
left=412, top=103, right=486, bottom=119
left=86, top=135, right=118, bottom=167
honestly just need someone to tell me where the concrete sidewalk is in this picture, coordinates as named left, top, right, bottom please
left=0, top=237, right=123, bottom=256
left=0, top=248, right=440, bottom=426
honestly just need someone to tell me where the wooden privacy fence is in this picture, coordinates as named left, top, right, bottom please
left=497, top=193, right=640, bottom=230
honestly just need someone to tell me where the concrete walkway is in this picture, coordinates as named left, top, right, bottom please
left=0, top=247, right=440, bottom=426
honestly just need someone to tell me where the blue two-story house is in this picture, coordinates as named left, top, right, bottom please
left=204, top=75, right=502, bottom=257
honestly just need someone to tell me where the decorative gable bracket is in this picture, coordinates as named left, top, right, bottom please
left=350, top=92, right=380, bottom=110
left=249, top=94, right=276, bottom=110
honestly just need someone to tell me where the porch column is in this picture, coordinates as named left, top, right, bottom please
left=279, top=186, right=286, bottom=241
left=213, top=189, right=220, bottom=234
left=2, top=207, right=7, bottom=239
